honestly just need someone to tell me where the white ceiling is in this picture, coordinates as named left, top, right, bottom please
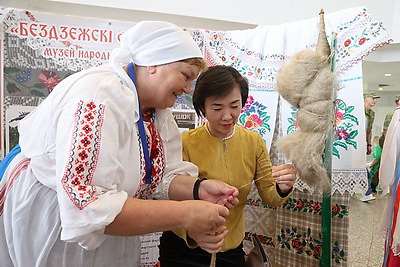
left=363, top=60, right=400, bottom=92
left=362, top=43, right=400, bottom=107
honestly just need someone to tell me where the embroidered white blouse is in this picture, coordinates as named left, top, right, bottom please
left=0, top=64, right=197, bottom=266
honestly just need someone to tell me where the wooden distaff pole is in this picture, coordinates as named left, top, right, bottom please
left=210, top=253, right=216, bottom=267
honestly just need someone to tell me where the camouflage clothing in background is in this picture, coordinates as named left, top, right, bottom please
left=383, top=110, right=394, bottom=131
left=383, top=94, right=400, bottom=131
left=365, top=107, right=375, bottom=137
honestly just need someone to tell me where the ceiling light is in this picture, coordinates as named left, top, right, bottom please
left=384, top=73, right=392, bottom=77
left=378, top=87, right=383, bottom=90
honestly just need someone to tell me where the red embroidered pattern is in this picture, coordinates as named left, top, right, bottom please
left=62, top=101, right=104, bottom=210
left=0, top=158, right=30, bottom=216
left=133, top=119, right=165, bottom=199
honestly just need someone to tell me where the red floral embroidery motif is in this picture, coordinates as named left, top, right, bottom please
left=291, top=238, right=303, bottom=251
left=61, top=100, right=105, bottom=210
left=133, top=117, right=165, bottom=199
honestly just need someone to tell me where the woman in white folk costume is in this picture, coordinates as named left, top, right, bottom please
left=0, top=21, right=239, bottom=267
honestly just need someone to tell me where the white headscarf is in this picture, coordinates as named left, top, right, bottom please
left=110, top=21, right=202, bottom=67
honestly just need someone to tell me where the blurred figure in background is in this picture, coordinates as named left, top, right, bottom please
left=361, top=92, right=380, bottom=201
left=367, top=134, right=385, bottom=193
left=380, top=105, right=400, bottom=266
left=382, top=94, right=400, bottom=136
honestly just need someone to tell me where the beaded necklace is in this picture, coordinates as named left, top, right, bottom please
left=204, top=122, right=235, bottom=150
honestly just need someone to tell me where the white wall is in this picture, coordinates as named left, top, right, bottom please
left=0, top=0, right=255, bottom=31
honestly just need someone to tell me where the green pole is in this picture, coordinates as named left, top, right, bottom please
left=321, top=132, right=333, bottom=267
left=320, top=33, right=337, bottom=267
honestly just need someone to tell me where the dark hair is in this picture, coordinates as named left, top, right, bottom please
left=192, top=65, right=248, bottom=117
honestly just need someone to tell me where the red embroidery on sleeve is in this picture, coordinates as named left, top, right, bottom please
left=62, top=101, right=105, bottom=210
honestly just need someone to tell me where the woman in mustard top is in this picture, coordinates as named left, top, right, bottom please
left=158, top=65, right=297, bottom=267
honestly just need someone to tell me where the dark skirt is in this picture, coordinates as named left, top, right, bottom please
left=158, top=230, right=246, bottom=267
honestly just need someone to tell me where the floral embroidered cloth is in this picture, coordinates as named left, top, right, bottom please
left=187, top=6, right=392, bottom=195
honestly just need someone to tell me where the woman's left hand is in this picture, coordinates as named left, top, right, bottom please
left=272, top=164, right=297, bottom=193
left=187, top=228, right=228, bottom=254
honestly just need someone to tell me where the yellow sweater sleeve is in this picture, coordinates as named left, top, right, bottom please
left=253, top=134, right=291, bottom=206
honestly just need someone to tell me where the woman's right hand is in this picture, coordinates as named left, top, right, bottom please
left=198, top=179, right=239, bottom=209
left=182, top=200, right=229, bottom=234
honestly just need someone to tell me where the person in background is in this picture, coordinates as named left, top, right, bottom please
left=364, top=92, right=380, bottom=155
left=158, top=65, right=297, bottom=267
left=367, top=134, right=385, bottom=193
left=0, top=21, right=240, bottom=267
left=360, top=92, right=380, bottom=202
left=382, top=94, right=400, bottom=136
left=379, top=105, right=400, bottom=266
